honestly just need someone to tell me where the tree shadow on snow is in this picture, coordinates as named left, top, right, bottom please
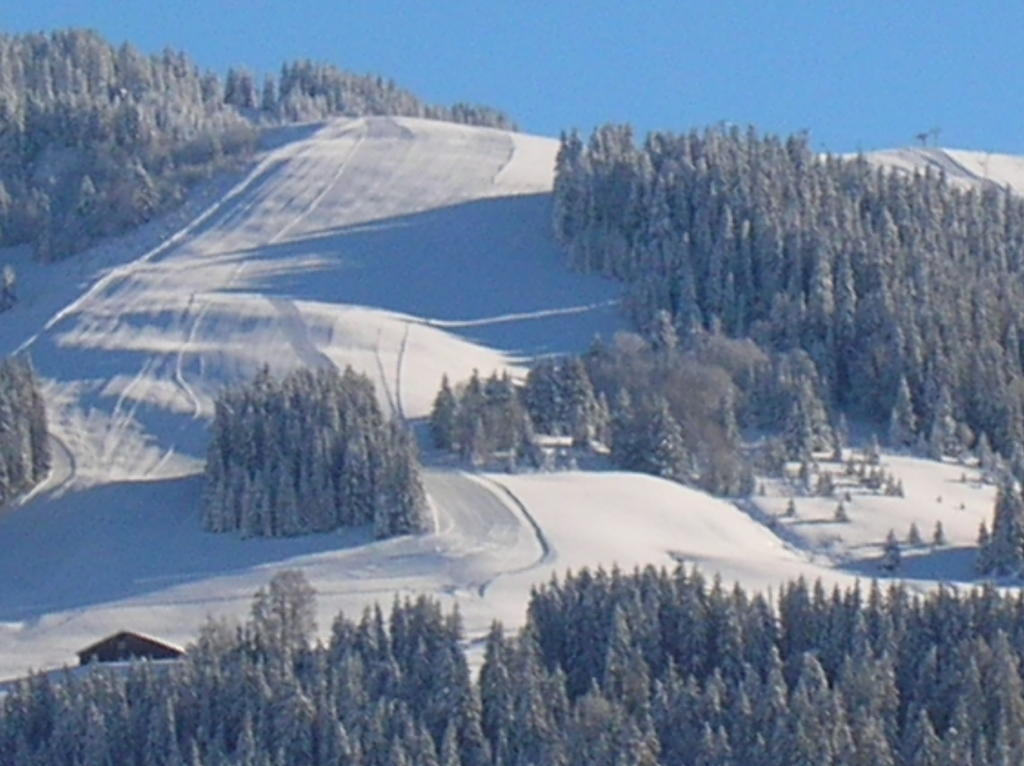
left=0, top=475, right=373, bottom=621
left=841, top=545, right=990, bottom=585
left=204, top=193, right=622, bottom=356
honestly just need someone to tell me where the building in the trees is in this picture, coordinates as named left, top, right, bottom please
left=77, top=631, right=184, bottom=665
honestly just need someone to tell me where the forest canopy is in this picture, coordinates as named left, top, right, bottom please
left=7, top=567, right=1024, bottom=764
left=553, top=124, right=1024, bottom=462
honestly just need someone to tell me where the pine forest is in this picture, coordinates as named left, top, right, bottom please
left=203, top=366, right=429, bottom=540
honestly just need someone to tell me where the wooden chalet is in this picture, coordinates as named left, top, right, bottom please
left=76, top=631, right=185, bottom=666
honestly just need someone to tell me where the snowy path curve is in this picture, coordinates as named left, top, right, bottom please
left=425, top=471, right=549, bottom=598
left=477, top=476, right=553, bottom=564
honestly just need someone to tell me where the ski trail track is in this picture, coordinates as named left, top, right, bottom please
left=489, top=133, right=517, bottom=186
left=469, top=475, right=554, bottom=597
left=417, top=299, right=620, bottom=329
left=268, top=297, right=336, bottom=372
left=912, top=148, right=1000, bottom=190
left=173, top=293, right=202, bottom=417
left=0, top=116, right=639, bottom=681
left=171, top=119, right=368, bottom=418
left=395, top=322, right=410, bottom=423
left=477, top=475, right=554, bottom=566
left=421, top=470, right=548, bottom=601
left=374, top=329, right=398, bottom=418
left=935, top=149, right=1006, bottom=191
left=23, top=145, right=303, bottom=349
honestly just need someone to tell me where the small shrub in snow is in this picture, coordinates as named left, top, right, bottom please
left=907, top=522, right=922, bottom=546
left=833, top=501, right=848, bottom=523
left=881, top=529, right=901, bottom=571
left=816, top=471, right=835, bottom=497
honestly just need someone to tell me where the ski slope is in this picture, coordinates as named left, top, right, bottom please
left=3, top=116, right=621, bottom=487
left=864, top=146, right=1024, bottom=195
left=0, top=115, right=634, bottom=680
left=0, top=468, right=850, bottom=680
left=0, top=120, right=1012, bottom=681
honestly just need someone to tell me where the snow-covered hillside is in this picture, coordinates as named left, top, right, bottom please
left=750, top=451, right=996, bottom=581
left=5, top=116, right=620, bottom=488
left=0, top=116, right=632, bottom=680
left=864, top=146, right=1024, bottom=195
left=0, top=119, right=1012, bottom=681
left=0, top=466, right=853, bottom=680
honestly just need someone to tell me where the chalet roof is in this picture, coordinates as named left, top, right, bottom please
left=76, top=630, right=185, bottom=660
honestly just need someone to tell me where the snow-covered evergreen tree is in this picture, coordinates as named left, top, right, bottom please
left=907, top=522, right=922, bottom=546
left=927, top=386, right=962, bottom=460
left=980, top=481, right=1024, bottom=575
left=888, top=376, right=917, bottom=449
left=433, top=370, right=535, bottom=467
left=649, top=309, right=679, bottom=354
left=834, top=501, right=848, bottom=522
left=522, top=357, right=603, bottom=444
left=880, top=529, right=901, bottom=571
left=0, top=265, right=15, bottom=312
left=429, top=375, right=458, bottom=450
left=0, top=356, right=50, bottom=506
left=642, top=398, right=692, bottom=483
left=202, top=365, right=429, bottom=539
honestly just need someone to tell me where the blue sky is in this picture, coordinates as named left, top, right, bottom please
left=4, top=1, right=1024, bottom=153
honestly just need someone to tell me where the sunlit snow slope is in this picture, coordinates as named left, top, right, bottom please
left=864, top=146, right=1024, bottom=195
left=10, top=117, right=622, bottom=486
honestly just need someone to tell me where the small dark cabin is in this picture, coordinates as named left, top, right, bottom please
left=77, top=631, right=184, bottom=666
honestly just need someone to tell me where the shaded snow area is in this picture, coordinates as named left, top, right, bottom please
left=0, top=120, right=1010, bottom=680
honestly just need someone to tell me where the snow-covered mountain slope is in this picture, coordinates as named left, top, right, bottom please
left=0, top=468, right=849, bottom=680
left=863, top=146, right=1024, bottom=195
left=0, top=116, right=629, bottom=679
left=0, top=117, right=1012, bottom=682
left=0, top=114, right=685, bottom=680
left=7, top=116, right=620, bottom=488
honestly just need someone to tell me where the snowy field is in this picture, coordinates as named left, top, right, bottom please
left=0, top=120, right=1012, bottom=680
left=750, top=450, right=997, bottom=581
